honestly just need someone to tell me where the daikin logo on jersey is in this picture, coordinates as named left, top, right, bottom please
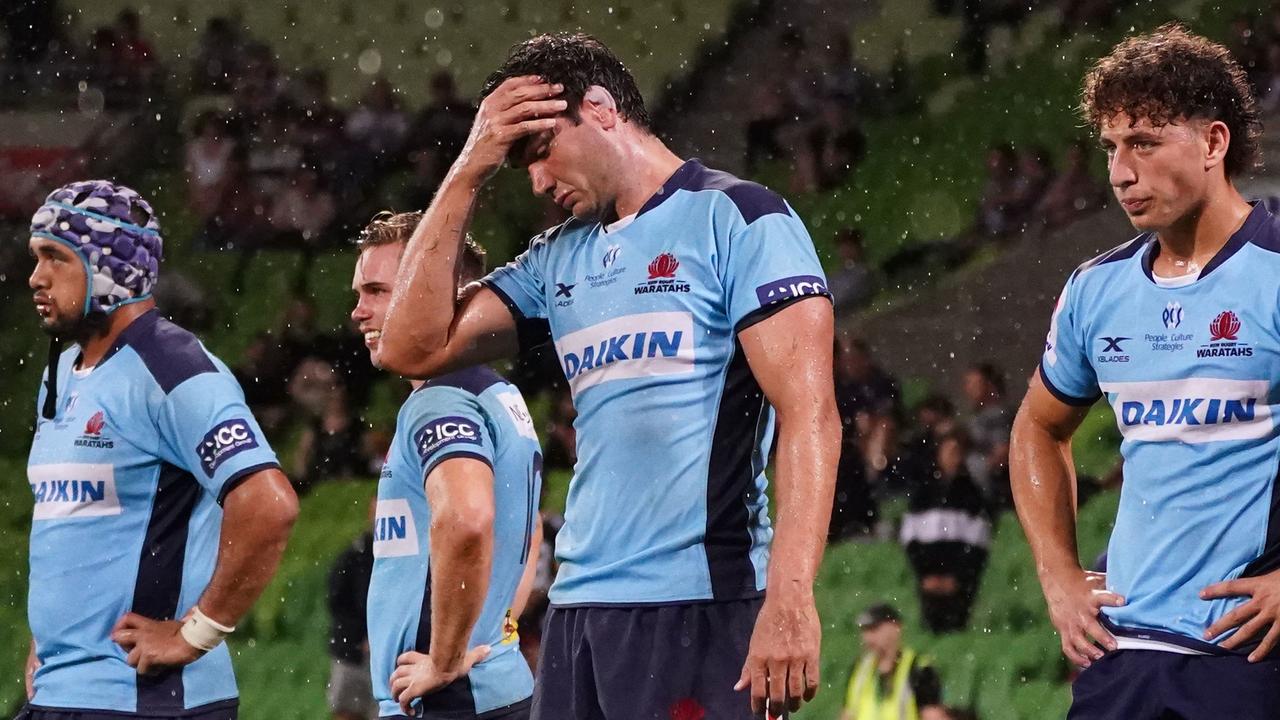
left=28, top=463, right=123, bottom=520
left=372, top=498, right=418, bottom=557
left=1099, top=378, right=1271, bottom=442
left=555, top=311, right=696, bottom=393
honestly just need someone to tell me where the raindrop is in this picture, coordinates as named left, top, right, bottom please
left=436, top=49, right=453, bottom=67
left=358, top=48, right=382, bottom=75
left=424, top=8, right=444, bottom=28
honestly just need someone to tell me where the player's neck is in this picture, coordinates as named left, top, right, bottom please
left=77, top=301, right=156, bottom=369
left=1155, top=183, right=1252, bottom=267
left=610, top=136, right=685, bottom=220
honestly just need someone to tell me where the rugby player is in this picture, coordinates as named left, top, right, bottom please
left=23, top=180, right=298, bottom=719
left=378, top=33, right=840, bottom=719
left=351, top=211, right=541, bottom=719
left=1011, top=24, right=1280, bottom=719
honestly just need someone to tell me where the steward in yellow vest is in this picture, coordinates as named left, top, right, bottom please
left=839, top=604, right=943, bottom=720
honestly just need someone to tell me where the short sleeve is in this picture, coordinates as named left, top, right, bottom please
left=158, top=372, right=280, bottom=503
left=1039, top=274, right=1100, bottom=405
left=720, top=204, right=831, bottom=332
left=400, top=388, right=495, bottom=480
left=482, top=235, right=550, bottom=321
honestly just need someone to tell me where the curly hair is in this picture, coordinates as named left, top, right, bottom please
left=481, top=33, right=651, bottom=130
left=356, top=210, right=486, bottom=279
left=1080, top=23, right=1262, bottom=177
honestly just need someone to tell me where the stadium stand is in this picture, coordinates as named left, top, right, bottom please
left=65, top=0, right=738, bottom=106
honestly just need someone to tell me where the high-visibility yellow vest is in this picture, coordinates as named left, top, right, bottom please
left=843, top=648, right=921, bottom=720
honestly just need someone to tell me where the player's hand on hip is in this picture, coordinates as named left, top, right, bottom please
left=1042, top=568, right=1124, bottom=668
left=1202, top=571, right=1280, bottom=661
left=735, top=592, right=821, bottom=717
left=390, top=645, right=490, bottom=715
left=110, top=612, right=203, bottom=674
left=25, top=641, right=40, bottom=699
left=454, top=75, right=566, bottom=185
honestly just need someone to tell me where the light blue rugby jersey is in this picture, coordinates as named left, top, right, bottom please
left=366, top=367, right=540, bottom=718
left=26, top=309, right=279, bottom=714
left=483, top=159, right=831, bottom=605
left=1042, top=202, right=1280, bottom=656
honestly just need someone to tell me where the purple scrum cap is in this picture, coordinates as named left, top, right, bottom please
left=29, top=179, right=163, bottom=316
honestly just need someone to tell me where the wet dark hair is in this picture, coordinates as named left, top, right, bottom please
left=357, top=211, right=486, bottom=281
left=480, top=33, right=651, bottom=130
left=1081, top=23, right=1262, bottom=177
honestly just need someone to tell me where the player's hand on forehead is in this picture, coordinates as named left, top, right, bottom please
left=454, top=75, right=566, bottom=184
left=490, top=75, right=565, bottom=110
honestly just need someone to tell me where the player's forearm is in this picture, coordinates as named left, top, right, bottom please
left=428, top=508, right=493, bottom=672
left=766, top=398, right=841, bottom=597
left=197, top=471, right=298, bottom=626
left=1010, top=410, right=1082, bottom=579
left=380, top=172, right=483, bottom=376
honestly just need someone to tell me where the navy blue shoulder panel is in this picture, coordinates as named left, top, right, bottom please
left=1074, top=234, right=1150, bottom=279
left=636, top=160, right=790, bottom=225
left=1242, top=201, right=1280, bottom=254
left=420, top=366, right=505, bottom=397
left=114, top=310, right=218, bottom=394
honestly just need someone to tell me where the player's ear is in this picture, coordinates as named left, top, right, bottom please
left=582, top=85, right=618, bottom=130
left=1204, top=119, right=1231, bottom=173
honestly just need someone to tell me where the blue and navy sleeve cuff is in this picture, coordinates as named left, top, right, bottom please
left=1038, top=363, right=1100, bottom=407
left=217, top=461, right=283, bottom=505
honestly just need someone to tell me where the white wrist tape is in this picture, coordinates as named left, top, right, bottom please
left=179, top=607, right=236, bottom=652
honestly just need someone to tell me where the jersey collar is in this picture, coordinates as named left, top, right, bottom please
left=633, top=159, right=702, bottom=220
left=1140, top=200, right=1271, bottom=283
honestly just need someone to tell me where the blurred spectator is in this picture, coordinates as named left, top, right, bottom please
left=1004, top=145, right=1052, bottom=236
left=900, top=429, right=991, bottom=633
left=405, top=71, right=475, bottom=194
left=198, top=149, right=270, bottom=256
left=975, top=144, right=1019, bottom=238
left=885, top=394, right=957, bottom=498
left=828, top=227, right=876, bottom=312
left=327, top=509, right=377, bottom=720
left=839, top=603, right=945, bottom=720
left=185, top=112, right=237, bottom=220
left=113, top=9, right=156, bottom=75
left=288, top=357, right=366, bottom=494
left=744, top=28, right=815, bottom=173
left=190, top=16, right=242, bottom=93
left=269, top=164, right=338, bottom=245
left=233, top=331, right=294, bottom=431
left=346, top=77, right=410, bottom=169
left=1035, top=141, right=1108, bottom=231
left=294, top=69, right=347, bottom=153
left=834, top=335, right=901, bottom=478
left=962, top=362, right=1011, bottom=506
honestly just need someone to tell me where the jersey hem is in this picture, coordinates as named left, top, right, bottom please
left=28, top=697, right=239, bottom=717
left=1037, top=362, right=1100, bottom=407
left=1101, top=615, right=1275, bottom=658
left=379, top=695, right=531, bottom=720
left=548, top=589, right=765, bottom=609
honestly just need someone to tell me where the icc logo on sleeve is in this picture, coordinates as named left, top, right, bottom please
left=414, top=416, right=483, bottom=461
left=197, top=419, right=260, bottom=477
